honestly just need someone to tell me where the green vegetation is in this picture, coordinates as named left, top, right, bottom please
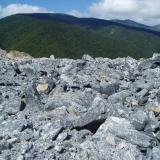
left=0, top=14, right=160, bottom=59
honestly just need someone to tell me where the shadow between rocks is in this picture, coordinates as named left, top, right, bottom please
left=74, top=119, right=106, bottom=134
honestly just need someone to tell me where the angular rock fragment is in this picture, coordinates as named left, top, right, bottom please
left=0, top=49, right=160, bottom=159
left=36, top=83, right=49, bottom=93
left=148, top=106, right=160, bottom=114
left=41, top=121, right=64, bottom=141
left=130, top=110, right=148, bottom=131
left=76, top=117, right=145, bottom=160
left=96, top=117, right=152, bottom=148
left=147, top=147, right=160, bottom=160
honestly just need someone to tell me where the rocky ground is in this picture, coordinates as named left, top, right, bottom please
left=0, top=48, right=160, bottom=160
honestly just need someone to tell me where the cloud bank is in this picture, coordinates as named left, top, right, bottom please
left=0, top=1, right=160, bottom=25
left=0, top=4, right=51, bottom=18
left=70, top=0, right=160, bottom=25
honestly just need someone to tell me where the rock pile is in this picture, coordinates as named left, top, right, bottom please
left=0, top=49, right=160, bottom=160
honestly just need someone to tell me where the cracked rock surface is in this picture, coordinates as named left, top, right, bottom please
left=1, top=49, right=160, bottom=160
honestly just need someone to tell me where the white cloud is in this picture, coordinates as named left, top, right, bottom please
left=68, top=10, right=89, bottom=18
left=69, top=0, right=160, bottom=25
left=90, top=0, right=138, bottom=14
left=0, top=4, right=51, bottom=18
left=1, top=1, right=160, bottom=25
left=89, top=0, right=160, bottom=25
left=68, top=10, right=83, bottom=17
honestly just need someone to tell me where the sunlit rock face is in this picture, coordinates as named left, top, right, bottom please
left=0, top=49, right=160, bottom=160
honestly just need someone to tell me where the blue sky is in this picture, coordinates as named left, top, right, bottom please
left=0, top=0, right=160, bottom=25
left=0, top=0, right=96, bottom=13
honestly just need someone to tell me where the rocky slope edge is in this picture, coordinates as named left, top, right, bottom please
left=0, top=49, right=160, bottom=160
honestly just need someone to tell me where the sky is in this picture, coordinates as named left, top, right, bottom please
left=0, top=0, right=160, bottom=26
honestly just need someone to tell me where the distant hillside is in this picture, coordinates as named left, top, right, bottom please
left=154, top=25, right=160, bottom=31
left=112, top=19, right=153, bottom=30
left=0, top=13, right=160, bottom=59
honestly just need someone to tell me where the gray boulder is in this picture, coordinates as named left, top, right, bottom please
left=0, top=49, right=160, bottom=159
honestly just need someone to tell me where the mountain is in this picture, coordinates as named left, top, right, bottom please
left=112, top=19, right=160, bottom=32
left=153, top=25, right=160, bottom=31
left=0, top=13, right=160, bottom=59
left=112, top=19, right=153, bottom=30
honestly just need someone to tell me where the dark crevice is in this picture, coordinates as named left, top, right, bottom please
left=136, top=88, right=142, bottom=92
left=154, top=127, right=160, bottom=133
left=15, top=68, right=21, bottom=74
left=151, top=62, right=160, bottom=69
left=139, top=147, right=148, bottom=156
left=84, top=84, right=92, bottom=88
left=20, top=122, right=33, bottom=132
left=0, top=83, right=5, bottom=86
left=5, top=95, right=9, bottom=99
left=0, top=83, right=20, bottom=86
left=74, top=119, right=106, bottom=134
left=63, top=85, right=68, bottom=92
left=51, top=70, right=60, bottom=78
left=71, top=86, right=80, bottom=90
left=20, top=101, right=26, bottom=111
left=76, top=62, right=86, bottom=69
left=39, top=71, right=47, bottom=76
left=52, top=127, right=64, bottom=141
